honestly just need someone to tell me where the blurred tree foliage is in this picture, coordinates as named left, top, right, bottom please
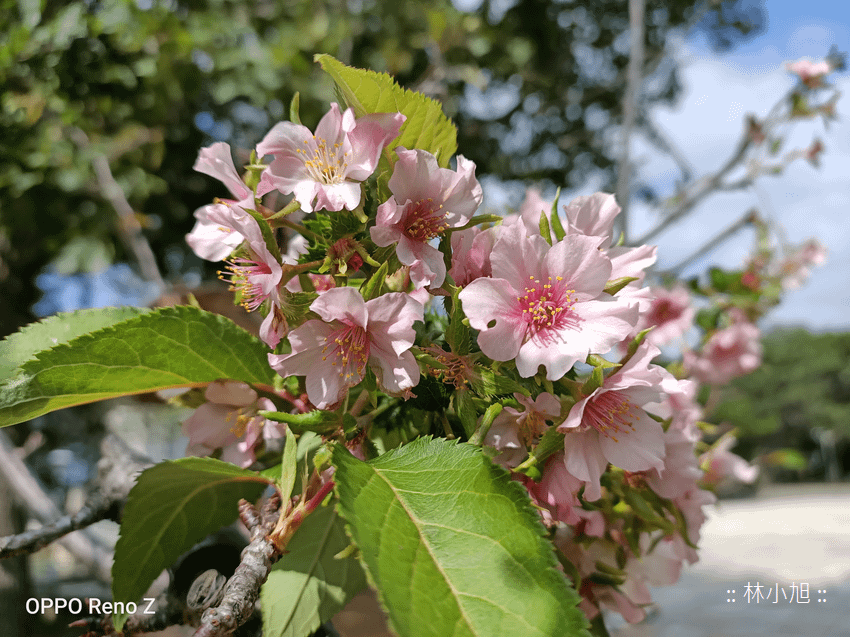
left=712, top=329, right=850, bottom=440
left=0, top=0, right=765, bottom=337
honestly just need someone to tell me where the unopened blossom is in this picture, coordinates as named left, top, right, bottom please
left=484, top=391, right=560, bottom=467
left=268, top=287, right=423, bottom=409
left=186, top=142, right=257, bottom=262
left=700, top=433, right=759, bottom=487
left=371, top=148, right=483, bottom=288
left=256, top=103, right=404, bottom=212
left=182, top=381, right=281, bottom=468
left=459, top=228, right=638, bottom=380
left=684, top=319, right=762, bottom=385
left=786, top=58, right=832, bottom=88
left=632, top=285, right=695, bottom=347
left=523, top=453, right=590, bottom=526
left=206, top=204, right=287, bottom=348
left=558, top=341, right=670, bottom=501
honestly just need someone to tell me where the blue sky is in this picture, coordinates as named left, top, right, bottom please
left=629, top=0, right=850, bottom=331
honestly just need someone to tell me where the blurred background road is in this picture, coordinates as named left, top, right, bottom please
left=609, top=484, right=850, bottom=637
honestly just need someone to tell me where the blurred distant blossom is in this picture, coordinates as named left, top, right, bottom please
left=700, top=433, right=759, bottom=487
left=786, top=58, right=832, bottom=88
left=684, top=318, right=762, bottom=385
left=632, top=285, right=695, bottom=347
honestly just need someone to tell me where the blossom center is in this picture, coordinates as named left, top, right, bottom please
left=219, top=257, right=274, bottom=312
left=298, top=137, right=349, bottom=185
left=403, top=198, right=449, bottom=242
left=518, top=275, right=576, bottom=335
left=582, top=391, right=638, bottom=443
left=648, top=299, right=681, bottom=325
left=322, top=323, right=370, bottom=381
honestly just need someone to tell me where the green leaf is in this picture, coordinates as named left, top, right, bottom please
left=112, top=457, right=273, bottom=630
left=243, top=207, right=282, bottom=262
left=0, top=306, right=275, bottom=428
left=538, top=208, right=552, bottom=245
left=261, top=506, right=366, bottom=637
left=290, top=91, right=302, bottom=125
left=453, top=389, right=478, bottom=438
left=260, top=409, right=345, bottom=435
left=279, top=426, right=298, bottom=502
left=446, top=286, right=470, bottom=356
left=315, top=54, right=457, bottom=167
left=468, top=367, right=529, bottom=398
left=0, top=306, right=150, bottom=380
left=549, top=187, right=566, bottom=241
left=602, top=276, right=639, bottom=296
left=360, top=260, right=389, bottom=301
left=332, top=437, right=590, bottom=637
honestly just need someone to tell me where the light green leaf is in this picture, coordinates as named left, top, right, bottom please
left=333, top=437, right=591, bottom=637
left=112, top=457, right=273, bottom=630
left=0, top=305, right=275, bottom=428
left=315, top=54, right=457, bottom=167
left=261, top=506, right=367, bottom=637
left=0, top=306, right=150, bottom=380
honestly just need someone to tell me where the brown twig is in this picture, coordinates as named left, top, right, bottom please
left=193, top=495, right=283, bottom=637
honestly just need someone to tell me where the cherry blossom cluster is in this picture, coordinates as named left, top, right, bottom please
left=180, top=101, right=765, bottom=623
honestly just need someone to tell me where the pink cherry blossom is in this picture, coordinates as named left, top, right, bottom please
left=204, top=204, right=290, bottom=348
left=268, top=287, right=423, bottom=409
left=448, top=226, right=496, bottom=287
left=684, top=319, right=762, bottom=385
left=633, top=285, right=695, bottom=347
left=643, top=376, right=702, bottom=441
left=562, top=193, right=658, bottom=283
left=558, top=341, right=670, bottom=501
left=371, top=148, right=483, bottom=288
left=700, top=433, right=759, bottom=486
left=256, top=103, right=404, bottom=212
left=777, top=238, right=827, bottom=289
left=182, top=381, right=282, bottom=468
left=645, top=428, right=702, bottom=499
left=186, top=143, right=257, bottom=262
left=459, top=227, right=638, bottom=380
left=483, top=391, right=560, bottom=467
left=523, top=453, right=586, bottom=526
left=786, top=58, right=832, bottom=88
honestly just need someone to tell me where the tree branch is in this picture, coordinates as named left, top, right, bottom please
left=633, top=117, right=754, bottom=246
left=193, top=495, right=283, bottom=637
left=614, top=0, right=646, bottom=244
left=661, top=208, right=759, bottom=276
left=0, top=432, right=151, bottom=578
